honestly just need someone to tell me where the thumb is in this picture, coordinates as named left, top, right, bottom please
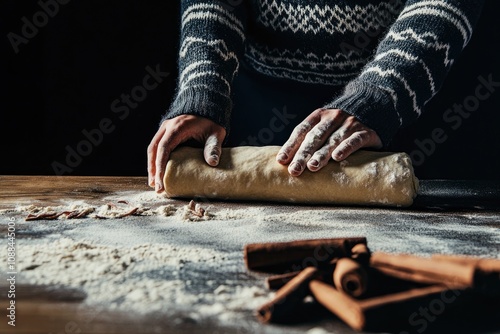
left=203, top=129, right=225, bottom=166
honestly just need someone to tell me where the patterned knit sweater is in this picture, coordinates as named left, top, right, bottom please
left=163, top=0, right=485, bottom=146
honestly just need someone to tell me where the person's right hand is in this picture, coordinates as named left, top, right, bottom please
left=147, top=115, right=226, bottom=193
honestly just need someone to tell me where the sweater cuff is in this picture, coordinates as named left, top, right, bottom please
left=161, top=87, right=232, bottom=132
left=323, top=81, right=401, bottom=147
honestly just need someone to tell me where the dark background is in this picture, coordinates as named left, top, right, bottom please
left=1, top=0, right=499, bottom=180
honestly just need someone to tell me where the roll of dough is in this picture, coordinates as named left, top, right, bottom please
left=164, top=146, right=419, bottom=207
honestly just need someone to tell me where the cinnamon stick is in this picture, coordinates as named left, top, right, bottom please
left=265, top=271, right=301, bottom=291
left=431, top=254, right=500, bottom=271
left=370, top=252, right=476, bottom=287
left=431, top=254, right=500, bottom=296
left=265, top=259, right=338, bottom=290
left=370, top=252, right=500, bottom=295
left=372, top=265, right=445, bottom=285
left=309, top=280, right=366, bottom=331
left=351, top=243, right=371, bottom=263
left=310, top=279, right=467, bottom=331
left=333, top=257, right=368, bottom=298
left=244, top=237, right=367, bottom=273
left=358, top=284, right=467, bottom=331
left=256, top=267, right=320, bottom=323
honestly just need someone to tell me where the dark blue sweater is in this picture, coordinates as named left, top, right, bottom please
left=163, top=0, right=485, bottom=146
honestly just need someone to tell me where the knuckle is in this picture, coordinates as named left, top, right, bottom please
left=304, top=129, right=322, bottom=145
left=362, top=130, right=373, bottom=142
left=295, top=150, right=312, bottom=162
left=280, top=146, right=292, bottom=155
left=170, top=121, right=184, bottom=134
left=348, top=133, right=363, bottom=147
left=344, top=116, right=358, bottom=127
left=332, top=109, right=343, bottom=118
left=312, top=108, right=325, bottom=115
left=329, top=131, right=344, bottom=145
left=289, top=128, right=309, bottom=144
left=320, top=118, right=335, bottom=130
left=314, top=119, right=334, bottom=134
left=294, top=122, right=311, bottom=136
left=309, top=109, right=325, bottom=122
left=294, top=154, right=306, bottom=163
left=313, top=152, right=328, bottom=162
left=317, top=108, right=333, bottom=118
left=323, top=108, right=343, bottom=120
left=317, top=108, right=329, bottom=118
left=172, top=115, right=194, bottom=129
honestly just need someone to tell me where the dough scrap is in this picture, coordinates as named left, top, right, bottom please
left=164, top=146, right=419, bottom=207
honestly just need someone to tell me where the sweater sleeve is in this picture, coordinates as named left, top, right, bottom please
left=323, top=0, right=485, bottom=146
left=160, top=0, right=247, bottom=131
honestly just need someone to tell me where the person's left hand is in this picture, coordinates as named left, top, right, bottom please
left=276, top=108, right=382, bottom=176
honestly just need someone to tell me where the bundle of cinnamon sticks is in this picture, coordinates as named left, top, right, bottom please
left=244, top=237, right=500, bottom=332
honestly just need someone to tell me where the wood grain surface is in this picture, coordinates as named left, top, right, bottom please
left=0, top=175, right=149, bottom=208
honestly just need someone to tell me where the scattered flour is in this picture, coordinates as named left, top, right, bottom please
left=208, top=207, right=269, bottom=221
left=365, top=162, right=378, bottom=177
left=13, top=238, right=271, bottom=324
left=102, top=190, right=170, bottom=205
left=331, top=171, right=349, bottom=185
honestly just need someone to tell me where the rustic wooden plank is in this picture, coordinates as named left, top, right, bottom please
left=0, top=299, right=237, bottom=334
left=0, top=176, right=150, bottom=208
left=0, top=284, right=86, bottom=302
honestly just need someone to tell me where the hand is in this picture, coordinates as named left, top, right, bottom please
left=276, top=108, right=382, bottom=176
left=147, top=115, right=226, bottom=193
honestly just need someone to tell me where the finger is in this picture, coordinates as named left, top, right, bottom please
left=147, top=124, right=167, bottom=187
left=276, top=122, right=313, bottom=165
left=276, top=112, right=321, bottom=165
left=332, top=130, right=373, bottom=161
left=307, top=127, right=348, bottom=172
left=307, top=146, right=331, bottom=172
left=289, top=120, right=338, bottom=176
left=203, top=130, right=224, bottom=166
left=154, top=127, right=188, bottom=193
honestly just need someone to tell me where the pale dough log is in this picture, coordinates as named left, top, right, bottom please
left=164, top=146, right=419, bottom=207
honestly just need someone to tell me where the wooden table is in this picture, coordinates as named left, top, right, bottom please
left=1, top=176, right=499, bottom=334
left=0, top=176, right=149, bottom=209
